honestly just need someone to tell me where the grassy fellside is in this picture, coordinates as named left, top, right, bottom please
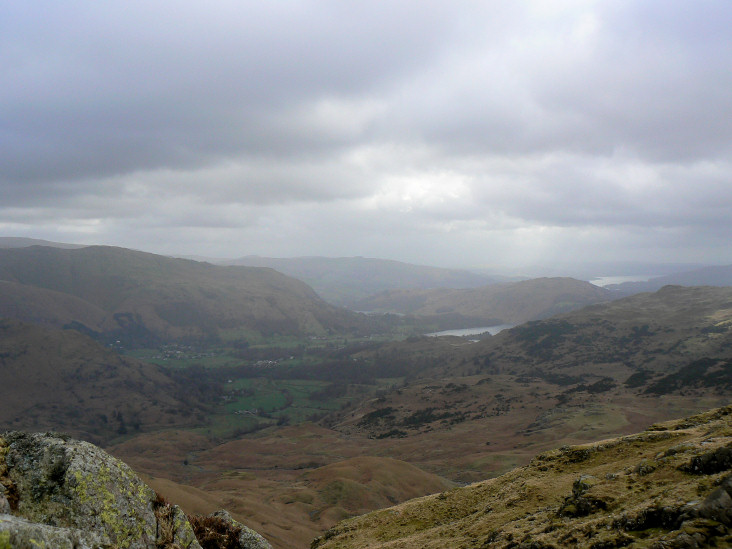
left=313, top=405, right=732, bottom=549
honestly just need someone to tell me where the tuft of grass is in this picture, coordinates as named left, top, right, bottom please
left=187, top=514, right=243, bottom=549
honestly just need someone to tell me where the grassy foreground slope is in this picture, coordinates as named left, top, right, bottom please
left=314, top=406, right=732, bottom=549
left=115, top=430, right=455, bottom=549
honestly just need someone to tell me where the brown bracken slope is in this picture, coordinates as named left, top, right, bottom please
left=314, top=405, right=732, bottom=549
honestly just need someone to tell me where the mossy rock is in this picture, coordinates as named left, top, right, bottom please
left=0, top=514, right=101, bottom=548
left=0, top=431, right=203, bottom=549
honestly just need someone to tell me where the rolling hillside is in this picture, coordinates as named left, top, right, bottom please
left=0, top=245, right=369, bottom=344
left=224, top=256, right=497, bottom=305
left=112, top=430, right=455, bottom=549
left=609, top=264, right=732, bottom=294
left=353, top=277, right=613, bottom=325
left=329, top=285, right=732, bottom=482
left=106, top=286, right=732, bottom=548
left=0, top=279, right=114, bottom=333
left=467, top=284, right=732, bottom=379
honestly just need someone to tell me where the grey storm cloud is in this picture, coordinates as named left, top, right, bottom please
left=1, top=1, right=457, bottom=182
left=1, top=0, right=731, bottom=268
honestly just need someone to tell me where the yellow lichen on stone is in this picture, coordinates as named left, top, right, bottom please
left=70, top=459, right=154, bottom=547
left=71, top=471, right=91, bottom=504
left=0, top=531, right=11, bottom=549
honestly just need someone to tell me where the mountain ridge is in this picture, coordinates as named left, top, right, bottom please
left=0, top=245, right=369, bottom=344
left=0, top=236, right=87, bottom=249
left=223, top=255, right=499, bottom=306
left=353, top=277, right=613, bottom=325
left=609, top=264, right=732, bottom=294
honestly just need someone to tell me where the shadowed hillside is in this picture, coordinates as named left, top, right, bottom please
left=0, top=319, right=210, bottom=444
left=0, top=279, right=115, bottom=333
left=0, top=245, right=370, bottom=345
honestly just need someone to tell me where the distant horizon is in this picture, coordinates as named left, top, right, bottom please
left=0, top=235, right=719, bottom=281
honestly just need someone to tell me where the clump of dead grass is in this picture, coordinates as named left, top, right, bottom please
left=187, top=513, right=244, bottom=549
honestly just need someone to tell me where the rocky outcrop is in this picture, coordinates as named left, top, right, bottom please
left=0, top=431, right=270, bottom=549
left=188, top=510, right=272, bottom=549
left=0, top=513, right=105, bottom=548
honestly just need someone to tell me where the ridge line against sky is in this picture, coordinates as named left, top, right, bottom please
left=1, top=1, right=731, bottom=270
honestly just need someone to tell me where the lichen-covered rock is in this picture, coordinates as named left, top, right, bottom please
left=572, top=474, right=598, bottom=496
left=0, top=431, right=203, bottom=549
left=692, top=473, right=732, bottom=525
left=0, top=487, right=9, bottom=515
left=0, top=513, right=102, bottom=548
left=682, top=442, right=732, bottom=475
left=557, top=474, right=608, bottom=517
left=155, top=498, right=202, bottom=549
left=189, top=509, right=273, bottom=549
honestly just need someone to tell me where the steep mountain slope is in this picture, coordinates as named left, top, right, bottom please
left=0, top=279, right=115, bottom=333
left=224, top=256, right=496, bottom=305
left=0, top=319, right=208, bottom=443
left=353, top=277, right=612, bottom=325
left=0, top=245, right=368, bottom=343
left=313, top=406, right=732, bottom=549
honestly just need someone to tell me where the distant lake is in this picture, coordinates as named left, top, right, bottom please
left=590, top=275, right=660, bottom=287
left=426, top=324, right=513, bottom=337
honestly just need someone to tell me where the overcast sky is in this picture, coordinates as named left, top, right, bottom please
left=2, top=1, right=731, bottom=272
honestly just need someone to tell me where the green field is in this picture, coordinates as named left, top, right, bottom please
left=126, top=336, right=400, bottom=439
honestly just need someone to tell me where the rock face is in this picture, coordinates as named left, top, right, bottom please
left=0, top=431, right=270, bottom=549
left=0, top=513, right=102, bottom=548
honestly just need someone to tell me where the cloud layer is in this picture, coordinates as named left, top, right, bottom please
left=2, top=1, right=731, bottom=270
